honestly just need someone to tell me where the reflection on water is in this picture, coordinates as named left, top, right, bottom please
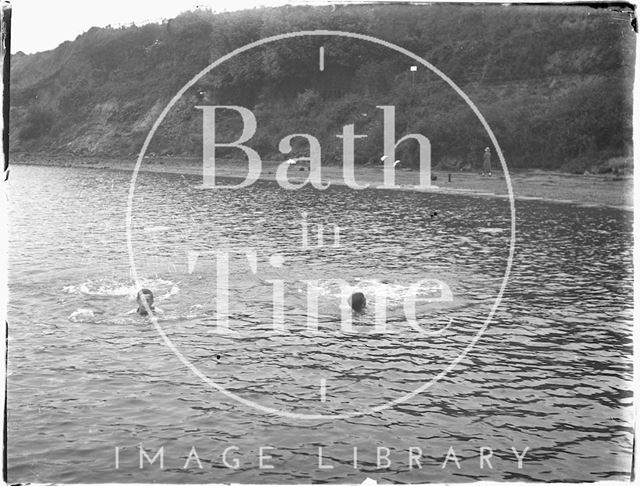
left=7, top=165, right=633, bottom=482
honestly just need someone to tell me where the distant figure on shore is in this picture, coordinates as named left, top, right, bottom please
left=482, top=147, right=492, bottom=176
left=349, top=291, right=367, bottom=312
left=131, top=288, right=163, bottom=316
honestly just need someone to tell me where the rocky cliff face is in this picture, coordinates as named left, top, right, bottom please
left=9, top=4, right=635, bottom=171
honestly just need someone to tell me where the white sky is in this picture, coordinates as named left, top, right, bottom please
left=8, top=0, right=576, bottom=54
left=9, top=0, right=332, bottom=54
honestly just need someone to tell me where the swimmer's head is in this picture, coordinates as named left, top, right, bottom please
left=136, top=288, right=154, bottom=315
left=349, top=291, right=367, bottom=312
left=484, top=147, right=490, bottom=152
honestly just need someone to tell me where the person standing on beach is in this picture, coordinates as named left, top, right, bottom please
left=482, top=147, right=492, bottom=176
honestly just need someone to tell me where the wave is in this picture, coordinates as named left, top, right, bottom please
left=477, top=227, right=507, bottom=234
left=63, top=277, right=179, bottom=300
left=68, top=308, right=97, bottom=322
left=310, top=277, right=453, bottom=308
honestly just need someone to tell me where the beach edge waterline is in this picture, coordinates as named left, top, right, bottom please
left=9, top=155, right=633, bottom=211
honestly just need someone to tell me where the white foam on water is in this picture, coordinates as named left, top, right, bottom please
left=157, top=284, right=180, bottom=301
left=68, top=308, right=96, bottom=322
left=477, top=227, right=506, bottom=234
left=311, top=278, right=450, bottom=307
left=63, top=277, right=178, bottom=300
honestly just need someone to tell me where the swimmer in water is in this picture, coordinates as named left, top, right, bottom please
left=349, top=291, right=367, bottom=312
left=130, top=288, right=163, bottom=316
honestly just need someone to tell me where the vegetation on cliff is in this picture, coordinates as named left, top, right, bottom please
left=10, top=4, right=635, bottom=172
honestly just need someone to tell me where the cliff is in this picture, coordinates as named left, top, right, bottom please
left=9, top=4, right=635, bottom=172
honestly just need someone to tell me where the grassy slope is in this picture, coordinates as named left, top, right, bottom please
left=9, top=4, right=635, bottom=173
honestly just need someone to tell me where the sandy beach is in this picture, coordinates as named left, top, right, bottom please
left=10, top=154, right=634, bottom=210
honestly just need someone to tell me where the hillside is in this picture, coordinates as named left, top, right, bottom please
left=9, top=4, right=636, bottom=172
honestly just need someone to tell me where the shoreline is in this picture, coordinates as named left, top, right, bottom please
left=9, top=154, right=634, bottom=211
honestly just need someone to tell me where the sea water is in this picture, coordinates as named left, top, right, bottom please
left=7, top=164, right=633, bottom=482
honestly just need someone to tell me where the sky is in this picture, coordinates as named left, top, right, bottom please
left=9, top=0, right=333, bottom=54
left=8, top=0, right=569, bottom=54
